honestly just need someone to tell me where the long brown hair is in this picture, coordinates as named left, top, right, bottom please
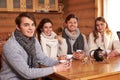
left=36, top=18, right=53, bottom=42
left=93, top=17, right=112, bottom=42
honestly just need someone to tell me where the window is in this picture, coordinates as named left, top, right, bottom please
left=104, top=0, right=120, bottom=35
left=13, top=0, right=20, bottom=8
left=26, top=0, right=33, bottom=9
left=0, top=0, right=6, bottom=8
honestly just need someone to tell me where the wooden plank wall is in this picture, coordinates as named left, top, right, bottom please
left=0, top=0, right=98, bottom=41
left=0, top=0, right=99, bottom=68
left=63, top=0, right=97, bottom=39
left=0, top=12, right=64, bottom=68
left=0, top=12, right=64, bottom=41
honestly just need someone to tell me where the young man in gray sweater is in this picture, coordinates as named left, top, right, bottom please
left=0, top=12, right=71, bottom=80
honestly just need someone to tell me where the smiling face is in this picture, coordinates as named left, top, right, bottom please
left=66, top=18, right=78, bottom=32
left=17, top=17, right=36, bottom=38
left=42, top=22, right=53, bottom=36
left=96, top=21, right=106, bottom=33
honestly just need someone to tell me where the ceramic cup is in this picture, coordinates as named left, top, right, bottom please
left=76, top=50, right=82, bottom=53
left=67, top=54, right=73, bottom=62
left=67, top=54, right=73, bottom=59
left=59, top=60, right=67, bottom=63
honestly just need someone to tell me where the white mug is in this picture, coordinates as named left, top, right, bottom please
left=59, top=60, right=67, bottom=63
left=76, top=50, right=82, bottom=53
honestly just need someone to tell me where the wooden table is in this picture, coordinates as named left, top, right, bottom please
left=49, top=56, right=120, bottom=80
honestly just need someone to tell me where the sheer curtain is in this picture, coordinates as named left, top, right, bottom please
left=104, top=0, right=120, bottom=38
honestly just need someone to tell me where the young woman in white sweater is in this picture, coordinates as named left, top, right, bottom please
left=88, top=17, right=118, bottom=58
left=36, top=18, right=67, bottom=60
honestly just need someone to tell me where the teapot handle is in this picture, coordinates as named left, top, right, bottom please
left=89, top=49, right=96, bottom=58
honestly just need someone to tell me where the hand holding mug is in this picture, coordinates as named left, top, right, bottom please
left=73, top=50, right=85, bottom=60
left=54, top=60, right=71, bottom=72
left=58, top=55, right=67, bottom=60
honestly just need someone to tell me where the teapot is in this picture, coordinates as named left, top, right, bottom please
left=89, top=47, right=107, bottom=62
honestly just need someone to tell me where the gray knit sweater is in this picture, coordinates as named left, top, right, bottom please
left=0, top=33, right=58, bottom=80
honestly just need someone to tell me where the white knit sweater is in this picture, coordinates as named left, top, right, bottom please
left=40, top=32, right=68, bottom=59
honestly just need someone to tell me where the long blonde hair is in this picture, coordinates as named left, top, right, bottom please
left=93, top=17, right=112, bottom=42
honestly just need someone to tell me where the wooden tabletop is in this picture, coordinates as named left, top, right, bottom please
left=49, top=56, right=120, bottom=80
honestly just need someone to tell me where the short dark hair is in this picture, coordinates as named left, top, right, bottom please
left=65, top=14, right=78, bottom=23
left=15, top=12, right=36, bottom=28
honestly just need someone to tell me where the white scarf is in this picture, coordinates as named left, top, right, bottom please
left=96, top=32, right=111, bottom=50
left=40, top=32, right=58, bottom=59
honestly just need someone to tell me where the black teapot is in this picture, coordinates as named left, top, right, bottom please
left=90, top=47, right=106, bottom=62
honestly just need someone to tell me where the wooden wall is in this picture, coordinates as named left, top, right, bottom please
left=0, top=0, right=100, bottom=68
left=0, top=12, right=64, bottom=41
left=0, top=0, right=101, bottom=41
left=0, top=0, right=100, bottom=41
left=0, top=12, right=64, bottom=68
left=63, top=0, right=98, bottom=38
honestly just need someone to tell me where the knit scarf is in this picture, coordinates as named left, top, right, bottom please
left=65, top=28, right=80, bottom=40
left=62, top=28, right=84, bottom=54
left=14, top=29, right=37, bottom=68
left=40, top=32, right=58, bottom=59
left=41, top=31, right=57, bottom=39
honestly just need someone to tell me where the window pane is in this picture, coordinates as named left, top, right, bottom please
left=50, top=0, right=55, bottom=7
left=38, top=0, right=44, bottom=5
left=38, top=0, right=44, bottom=7
left=13, top=0, right=20, bottom=8
left=104, top=0, right=120, bottom=39
left=26, top=0, right=33, bottom=9
left=0, top=0, right=6, bottom=8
